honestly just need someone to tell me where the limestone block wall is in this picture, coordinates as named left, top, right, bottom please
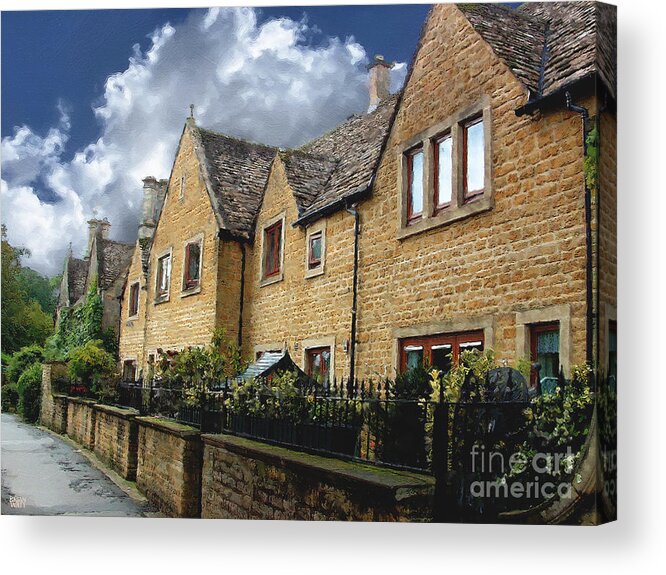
left=242, top=157, right=357, bottom=380
left=142, top=126, right=224, bottom=367
left=93, top=404, right=139, bottom=480
left=355, top=4, right=595, bottom=377
left=201, top=434, right=435, bottom=521
left=40, top=362, right=69, bottom=431
left=118, top=243, right=147, bottom=375
left=66, top=398, right=97, bottom=450
left=136, top=417, right=203, bottom=517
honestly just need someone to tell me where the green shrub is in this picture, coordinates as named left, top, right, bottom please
left=6, top=345, right=44, bottom=385
left=1, top=383, right=19, bottom=412
left=17, top=362, right=42, bottom=422
left=68, top=340, right=117, bottom=389
left=157, top=328, right=247, bottom=404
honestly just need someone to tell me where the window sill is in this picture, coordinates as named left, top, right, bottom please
left=126, top=314, right=139, bottom=323
left=397, top=195, right=493, bottom=240
left=180, top=285, right=201, bottom=298
left=154, top=294, right=170, bottom=305
left=260, top=273, right=284, bottom=288
left=305, top=266, right=324, bottom=279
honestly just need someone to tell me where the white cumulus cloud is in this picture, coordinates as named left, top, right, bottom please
left=1, top=7, right=406, bottom=276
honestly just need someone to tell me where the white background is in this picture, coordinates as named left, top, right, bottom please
left=1, top=0, right=663, bottom=573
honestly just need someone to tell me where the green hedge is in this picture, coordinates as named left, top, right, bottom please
left=17, top=362, right=42, bottom=423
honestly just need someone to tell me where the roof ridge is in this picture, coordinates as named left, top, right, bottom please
left=298, top=92, right=401, bottom=155
left=196, top=126, right=279, bottom=153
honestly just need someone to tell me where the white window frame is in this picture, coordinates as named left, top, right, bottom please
left=154, top=247, right=173, bottom=304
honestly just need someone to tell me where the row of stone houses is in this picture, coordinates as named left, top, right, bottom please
left=59, top=3, right=617, bottom=388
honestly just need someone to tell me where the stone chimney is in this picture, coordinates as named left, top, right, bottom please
left=86, top=217, right=110, bottom=258
left=368, top=54, right=394, bottom=113
left=138, top=176, right=167, bottom=274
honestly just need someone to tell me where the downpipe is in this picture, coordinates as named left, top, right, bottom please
left=565, top=91, right=597, bottom=373
left=345, top=203, right=360, bottom=382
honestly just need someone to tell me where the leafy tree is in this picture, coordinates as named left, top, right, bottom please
left=1, top=226, right=54, bottom=353
left=6, top=345, right=44, bottom=385
left=17, top=267, right=58, bottom=316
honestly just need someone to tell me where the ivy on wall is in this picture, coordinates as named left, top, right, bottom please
left=584, top=124, right=599, bottom=193
left=46, top=276, right=118, bottom=360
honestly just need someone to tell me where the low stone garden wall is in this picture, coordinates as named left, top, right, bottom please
left=93, top=404, right=139, bottom=480
left=38, top=369, right=436, bottom=521
left=136, top=417, right=203, bottom=518
left=66, top=397, right=97, bottom=450
left=40, top=362, right=69, bottom=433
left=201, top=434, right=436, bottom=521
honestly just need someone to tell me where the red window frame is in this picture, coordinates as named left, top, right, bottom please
left=306, top=346, right=331, bottom=383
left=184, top=241, right=201, bottom=290
left=128, top=282, right=140, bottom=317
left=263, top=221, right=282, bottom=278
left=308, top=232, right=323, bottom=269
left=462, top=116, right=484, bottom=201
left=406, top=146, right=424, bottom=223
left=433, top=133, right=453, bottom=212
left=399, top=331, right=484, bottom=372
left=529, top=322, right=559, bottom=387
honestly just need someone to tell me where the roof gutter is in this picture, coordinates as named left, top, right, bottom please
left=292, top=180, right=373, bottom=228
left=515, top=73, right=600, bottom=117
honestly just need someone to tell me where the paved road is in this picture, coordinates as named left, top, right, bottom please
left=1, top=413, right=151, bottom=516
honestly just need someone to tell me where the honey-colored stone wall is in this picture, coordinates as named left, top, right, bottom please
left=93, top=404, right=139, bottom=480
left=40, top=362, right=69, bottom=433
left=354, top=4, right=596, bottom=377
left=136, top=417, right=203, bottom=517
left=142, top=126, right=233, bottom=365
left=66, top=398, right=97, bottom=450
left=118, top=243, right=147, bottom=374
left=201, top=434, right=435, bottom=521
left=242, top=158, right=356, bottom=379
left=598, top=109, right=617, bottom=373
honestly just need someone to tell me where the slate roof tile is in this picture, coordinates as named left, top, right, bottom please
left=67, top=257, right=89, bottom=303
left=97, top=239, right=134, bottom=289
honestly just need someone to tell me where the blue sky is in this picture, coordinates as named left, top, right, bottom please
left=2, top=5, right=431, bottom=164
left=1, top=4, right=431, bottom=275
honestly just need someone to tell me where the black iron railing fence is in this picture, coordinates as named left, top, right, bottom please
left=108, top=368, right=602, bottom=521
left=112, top=369, right=593, bottom=475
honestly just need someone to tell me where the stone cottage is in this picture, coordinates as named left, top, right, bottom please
left=56, top=218, right=135, bottom=342
left=118, top=2, right=616, bottom=388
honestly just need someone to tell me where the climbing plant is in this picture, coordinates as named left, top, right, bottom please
left=45, top=276, right=110, bottom=360
left=584, top=124, right=599, bottom=192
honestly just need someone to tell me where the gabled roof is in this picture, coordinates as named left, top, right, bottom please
left=191, top=93, right=399, bottom=233
left=279, top=149, right=337, bottom=215
left=295, top=93, right=400, bottom=223
left=459, top=2, right=616, bottom=101
left=193, top=126, right=277, bottom=240
left=67, top=257, right=88, bottom=303
left=458, top=3, right=545, bottom=92
left=96, top=238, right=134, bottom=289
left=239, top=350, right=307, bottom=381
